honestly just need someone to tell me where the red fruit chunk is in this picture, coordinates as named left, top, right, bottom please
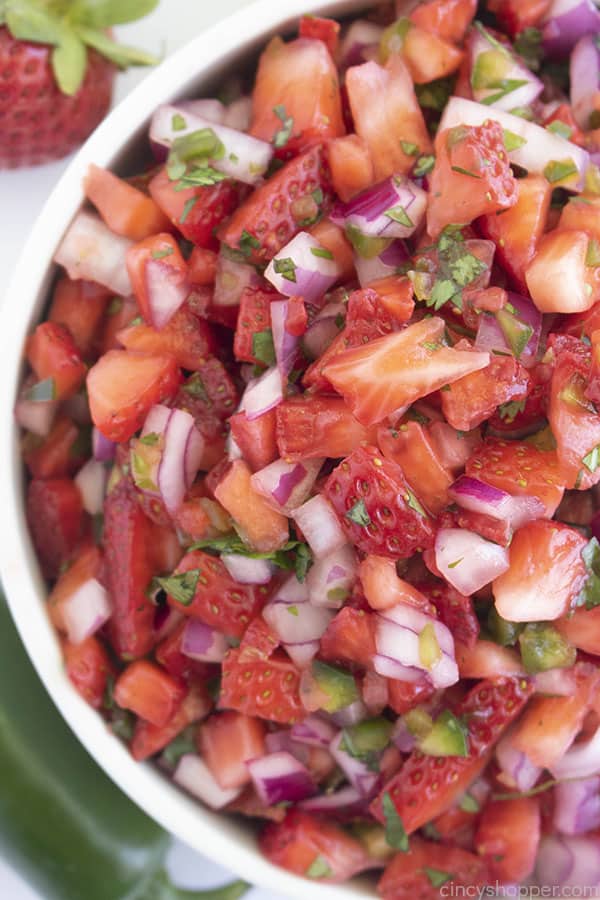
left=27, top=478, right=85, bottom=579
left=378, top=838, right=489, bottom=900
left=377, top=421, right=452, bottom=515
left=410, top=0, right=477, bottom=43
left=549, top=349, right=600, bottom=489
left=229, top=409, right=278, bottom=472
left=298, top=15, right=340, bottom=56
left=131, top=682, right=211, bottom=762
left=425, top=583, right=480, bottom=649
left=428, top=121, right=517, bottom=238
left=487, top=0, right=551, bottom=36
left=155, top=619, right=211, bottom=680
left=27, top=322, right=86, bottom=400
left=48, top=277, right=109, bottom=358
left=198, top=710, right=266, bottom=790
left=24, top=416, right=83, bottom=479
left=114, top=660, right=186, bottom=727
left=319, top=607, right=377, bottom=671
left=64, top=636, right=114, bottom=710
left=84, top=164, right=171, bottom=242
left=276, top=395, right=377, bottom=461
left=126, top=233, right=190, bottom=329
left=87, top=349, right=180, bottom=443
left=219, top=647, right=303, bottom=725
left=324, top=445, right=435, bottom=559
left=441, top=355, right=530, bottom=431
left=233, top=286, right=276, bottom=365
left=387, top=678, right=435, bottom=715
left=117, top=305, right=215, bottom=371
left=475, top=796, right=541, bottom=884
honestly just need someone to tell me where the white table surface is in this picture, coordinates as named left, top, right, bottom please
left=0, top=2, right=282, bottom=897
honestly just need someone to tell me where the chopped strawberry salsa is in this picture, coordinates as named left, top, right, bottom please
left=17, top=3, right=600, bottom=894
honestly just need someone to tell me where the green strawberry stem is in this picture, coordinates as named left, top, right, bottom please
left=0, top=0, right=160, bottom=95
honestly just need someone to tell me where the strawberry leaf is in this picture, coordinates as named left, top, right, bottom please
left=76, top=25, right=159, bottom=67
left=51, top=29, right=87, bottom=95
left=5, top=0, right=63, bottom=44
left=70, top=0, right=159, bottom=27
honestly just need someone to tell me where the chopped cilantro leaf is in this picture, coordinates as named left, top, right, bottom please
left=447, top=557, right=463, bottom=569
left=498, top=399, right=526, bottom=423
left=415, top=76, right=454, bottom=112
left=382, top=792, right=409, bottom=851
left=151, top=246, right=174, bottom=259
left=273, top=257, right=297, bottom=282
left=450, top=252, right=486, bottom=287
left=346, top=499, right=371, bottom=527
left=139, top=432, right=160, bottom=446
left=171, top=113, right=187, bottom=131
left=513, top=27, right=543, bottom=71
left=481, top=79, right=528, bottom=106
left=162, top=728, right=196, bottom=768
left=190, top=533, right=312, bottom=578
left=451, top=165, right=481, bottom=179
left=429, top=279, right=456, bottom=310
left=252, top=329, right=276, bottom=367
left=401, top=140, right=419, bottom=156
left=310, top=246, right=334, bottom=260
left=579, top=537, right=600, bottom=610
left=295, top=542, right=313, bottom=582
left=305, top=855, right=332, bottom=879
left=385, top=205, right=414, bottom=227
left=273, top=104, right=294, bottom=149
left=238, top=230, right=261, bottom=257
left=182, top=374, right=209, bottom=402
left=586, top=238, right=600, bottom=268
left=287, top=605, right=299, bottom=617
left=177, top=165, right=228, bottom=188
left=180, top=196, right=198, bottom=224
left=154, top=570, right=200, bottom=606
left=312, top=187, right=324, bottom=206
left=413, top=154, right=435, bottom=177
left=459, top=792, right=480, bottom=813
left=405, top=489, right=426, bottom=517
left=424, top=867, right=454, bottom=888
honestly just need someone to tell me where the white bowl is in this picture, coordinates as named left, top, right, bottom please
left=0, top=1, right=379, bottom=897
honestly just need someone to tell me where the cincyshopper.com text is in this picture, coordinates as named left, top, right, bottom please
left=439, top=885, right=600, bottom=898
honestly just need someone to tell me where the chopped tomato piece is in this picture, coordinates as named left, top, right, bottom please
left=299, top=15, right=340, bottom=56
left=475, top=796, right=541, bottom=883
left=377, top=420, right=453, bottom=514
left=410, top=0, right=477, bottom=43
left=64, top=636, right=114, bottom=710
left=114, top=659, right=186, bottom=727
left=27, top=322, right=86, bottom=400
left=27, top=478, right=85, bottom=579
left=229, top=409, right=278, bottom=472
left=526, top=230, right=600, bottom=314
left=319, top=606, right=377, bottom=670
left=48, top=277, right=109, bottom=358
left=84, top=163, right=171, bottom=241
left=327, top=134, right=375, bottom=202
left=487, top=0, right=551, bottom=36
left=214, top=459, right=289, bottom=552
left=117, top=304, right=215, bottom=370
left=391, top=21, right=465, bottom=84
left=387, top=678, right=435, bottom=715
left=98, top=295, right=140, bottom=355
left=276, top=395, right=377, bottom=461
left=198, top=711, right=266, bottom=790
left=560, top=194, right=600, bottom=244
left=378, top=837, right=489, bottom=900
left=187, top=247, right=218, bottom=286
left=131, top=681, right=211, bottom=761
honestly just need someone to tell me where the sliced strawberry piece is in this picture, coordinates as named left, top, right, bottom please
left=298, top=15, right=340, bottom=56
left=220, top=146, right=332, bottom=264
left=371, top=676, right=534, bottom=833
left=98, top=296, right=140, bottom=355
left=103, top=478, right=156, bottom=659
left=250, top=37, right=344, bottom=155
left=84, top=163, right=171, bottom=241
left=155, top=619, right=212, bottom=680
left=167, top=550, right=267, bottom=639
left=346, top=57, right=432, bottom=180
left=441, top=355, right=530, bottom=431
left=465, top=438, right=565, bottom=516
left=455, top=508, right=513, bottom=547
left=526, top=229, right=600, bottom=314
left=327, top=134, right=375, bottom=202
left=378, top=837, right=489, bottom=900
left=428, top=121, right=517, bottom=238
left=229, top=409, right=278, bottom=472
left=387, top=678, right=435, bottom=715
left=48, top=277, right=109, bottom=359
left=27, top=478, right=85, bottom=579
left=409, top=0, right=477, bottom=43
left=176, top=356, right=238, bottom=423
left=549, top=349, right=600, bottom=489
left=198, top=710, right=266, bottom=790
left=87, top=349, right=180, bottom=443
left=24, top=415, right=84, bottom=479
left=214, top=459, right=289, bottom=553
left=319, top=607, right=377, bottom=671
left=377, top=421, right=453, bottom=515
left=148, top=166, right=243, bottom=250
left=390, top=21, right=464, bottom=85
left=188, top=247, right=218, bottom=286
left=219, top=647, right=303, bottom=725
left=276, top=395, right=377, bottom=461
left=425, top=583, right=480, bottom=650
left=64, top=636, right=114, bottom=710
left=560, top=193, right=600, bottom=244
left=26, top=321, right=87, bottom=400
left=324, top=445, right=435, bottom=558
left=233, top=286, right=276, bottom=365
left=556, top=605, right=600, bottom=655
left=475, top=796, right=541, bottom=883
left=322, top=317, right=490, bottom=427
left=259, top=810, right=371, bottom=882
left=456, top=640, right=525, bottom=679
left=131, top=681, right=211, bottom=761
left=117, top=304, right=215, bottom=370
left=487, top=0, right=551, bottom=36
left=114, top=659, right=186, bottom=727
left=238, top=616, right=280, bottom=662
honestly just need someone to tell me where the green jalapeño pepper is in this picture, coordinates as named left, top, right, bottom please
left=0, top=598, right=248, bottom=900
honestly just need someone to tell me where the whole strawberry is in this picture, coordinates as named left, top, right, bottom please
left=0, top=0, right=159, bottom=169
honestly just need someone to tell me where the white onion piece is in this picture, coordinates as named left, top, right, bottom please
left=181, top=619, right=228, bottom=663
left=142, top=403, right=171, bottom=437
left=495, top=727, right=542, bottom=792
left=292, top=494, right=347, bottom=558
left=373, top=654, right=426, bottom=682
left=150, top=104, right=273, bottom=185
left=542, top=0, right=600, bottom=57
left=263, top=595, right=333, bottom=644
left=247, top=751, right=316, bottom=805
left=449, top=475, right=545, bottom=530
left=330, top=732, right=379, bottom=797
left=74, top=459, right=107, bottom=515
left=265, top=232, right=342, bottom=305
left=551, top=726, right=600, bottom=780
left=54, top=211, right=133, bottom=296
left=157, top=409, right=204, bottom=514
left=62, top=578, right=112, bottom=645
left=144, top=257, right=190, bottom=330
left=173, top=755, right=241, bottom=809
left=439, top=97, right=590, bottom=191
left=330, top=175, right=426, bottom=240
left=354, top=239, right=409, bottom=287
left=469, top=27, right=543, bottom=111
left=570, top=35, right=600, bottom=128
left=339, top=20, right=383, bottom=68
left=213, top=250, right=259, bottom=307
left=554, top=777, right=600, bottom=835
left=306, top=545, right=358, bottom=609
left=271, top=574, right=310, bottom=606
left=435, top=527, right=510, bottom=594
left=285, top=640, right=320, bottom=669
left=92, top=427, right=116, bottom=462
left=291, top=715, right=338, bottom=748
left=251, top=457, right=323, bottom=516
left=14, top=391, right=57, bottom=437
left=177, top=98, right=226, bottom=123
left=221, top=554, right=273, bottom=585
left=242, top=367, right=283, bottom=421
left=536, top=835, right=600, bottom=888
left=223, top=96, right=252, bottom=131
left=331, top=699, right=369, bottom=728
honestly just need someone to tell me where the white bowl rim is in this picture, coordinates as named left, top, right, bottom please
left=0, top=1, right=379, bottom=897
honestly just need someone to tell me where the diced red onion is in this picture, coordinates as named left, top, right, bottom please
left=142, top=403, right=171, bottom=437
left=264, top=730, right=305, bottom=758
left=177, top=98, right=226, bottom=124
left=221, top=553, right=273, bottom=585
left=265, top=232, right=342, bottom=305
left=536, top=835, right=600, bottom=888
left=300, top=785, right=364, bottom=813
left=74, top=459, right=107, bottom=516
left=54, top=211, right=133, bottom=296
left=373, top=654, right=424, bottom=682
left=330, top=176, right=427, bottom=240
left=263, top=584, right=333, bottom=644
left=153, top=606, right=183, bottom=642
left=251, top=457, right=323, bottom=516
left=495, top=728, right=543, bottom=792
left=291, top=715, right=338, bottom=748
left=226, top=428, right=243, bottom=462
left=62, top=391, right=91, bottom=426
left=302, top=314, right=344, bottom=360
left=376, top=607, right=459, bottom=690
left=392, top=718, right=417, bottom=753
left=449, top=475, right=545, bottom=530
left=306, top=545, right=358, bottom=609
left=474, top=292, right=542, bottom=368
left=470, top=27, right=543, bottom=111
left=213, top=249, right=259, bottom=307
left=61, top=578, right=112, bottom=645
left=435, top=528, right=510, bottom=594
left=157, top=408, right=204, bottom=514
left=223, top=96, right=252, bottom=131
left=270, top=299, right=299, bottom=380
left=554, top=777, right=600, bottom=835
left=270, top=574, right=310, bottom=606
left=181, top=619, right=228, bottom=663
left=247, top=751, right=317, bottom=805
left=241, top=366, right=283, bottom=421
left=150, top=104, right=273, bottom=185
left=542, top=0, right=600, bottom=57
left=144, top=257, right=190, bottom=330
left=292, top=494, right=347, bottom=558
left=284, top=641, right=320, bottom=669
left=534, top=667, right=578, bottom=696
left=339, top=20, right=383, bottom=68
left=362, top=671, right=389, bottom=715
left=570, top=36, right=600, bottom=129
left=551, top=726, right=600, bottom=780
left=440, top=97, right=590, bottom=191
left=354, top=239, right=409, bottom=288
left=331, top=699, right=369, bottom=728
left=14, top=384, right=58, bottom=437
left=330, top=732, right=379, bottom=797
left=92, top=427, right=115, bottom=462
left=173, top=754, right=241, bottom=809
